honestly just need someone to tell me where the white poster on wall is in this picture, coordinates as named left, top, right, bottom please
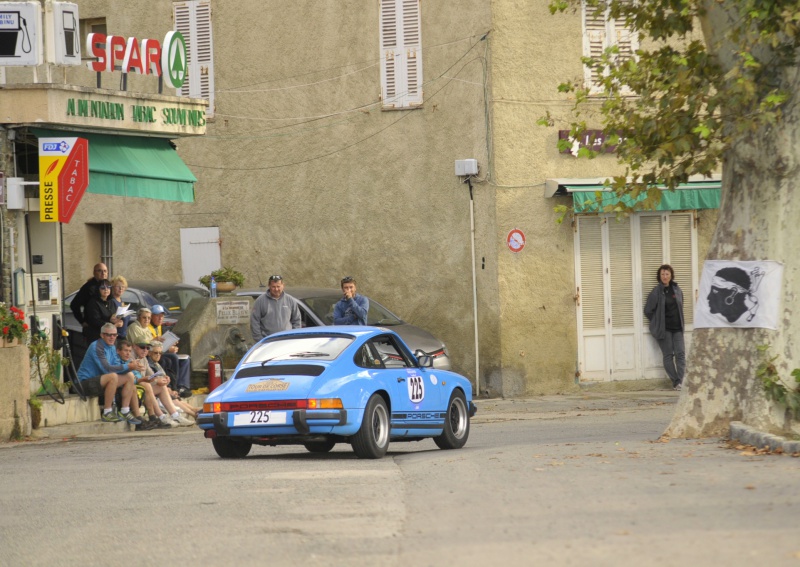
left=694, top=260, right=784, bottom=330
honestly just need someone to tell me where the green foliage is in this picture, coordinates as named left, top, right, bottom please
left=756, top=344, right=800, bottom=420
left=546, top=0, right=800, bottom=213
left=29, top=333, right=63, bottom=394
left=199, top=267, right=246, bottom=289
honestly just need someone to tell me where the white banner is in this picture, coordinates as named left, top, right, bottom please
left=694, top=260, right=784, bottom=330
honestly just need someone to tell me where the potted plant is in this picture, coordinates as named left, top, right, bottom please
left=29, top=396, right=42, bottom=429
left=29, top=332, right=63, bottom=398
left=0, top=302, right=29, bottom=347
left=199, top=267, right=245, bottom=293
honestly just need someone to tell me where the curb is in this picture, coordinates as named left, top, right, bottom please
left=729, top=421, right=800, bottom=454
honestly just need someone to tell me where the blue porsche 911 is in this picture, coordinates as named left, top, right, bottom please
left=197, top=326, right=476, bottom=459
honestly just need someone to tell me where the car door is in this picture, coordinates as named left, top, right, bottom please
left=367, top=334, right=441, bottom=416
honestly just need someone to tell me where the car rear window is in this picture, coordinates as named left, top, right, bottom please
left=242, top=335, right=354, bottom=364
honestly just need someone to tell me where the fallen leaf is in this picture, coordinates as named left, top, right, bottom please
left=744, top=485, right=756, bottom=490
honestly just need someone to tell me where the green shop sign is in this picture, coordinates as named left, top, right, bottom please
left=66, top=98, right=206, bottom=127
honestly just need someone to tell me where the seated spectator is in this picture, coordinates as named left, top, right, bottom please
left=127, top=341, right=193, bottom=427
left=126, top=307, right=154, bottom=346
left=147, top=343, right=199, bottom=419
left=113, top=339, right=154, bottom=430
left=75, top=323, right=143, bottom=425
left=149, top=304, right=192, bottom=398
left=84, top=279, right=122, bottom=343
left=109, top=275, right=133, bottom=339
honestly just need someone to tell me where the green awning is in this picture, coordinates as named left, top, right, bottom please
left=32, top=128, right=196, bottom=203
left=569, top=182, right=720, bottom=213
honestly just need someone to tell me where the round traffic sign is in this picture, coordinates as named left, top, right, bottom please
left=507, top=228, right=525, bottom=253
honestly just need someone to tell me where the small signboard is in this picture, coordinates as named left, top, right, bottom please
left=38, top=136, right=89, bottom=223
left=216, top=300, right=250, bottom=325
left=44, top=1, right=80, bottom=65
left=507, top=228, right=525, bottom=253
left=0, top=2, right=42, bottom=66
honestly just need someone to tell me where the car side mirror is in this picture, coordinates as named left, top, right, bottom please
left=417, top=355, right=433, bottom=368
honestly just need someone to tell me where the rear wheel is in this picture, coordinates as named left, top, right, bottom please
left=434, top=390, right=470, bottom=450
left=351, top=394, right=390, bottom=459
left=304, top=440, right=336, bottom=453
left=212, top=437, right=252, bottom=459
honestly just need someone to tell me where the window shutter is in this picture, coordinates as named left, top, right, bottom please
left=173, top=0, right=214, bottom=117
left=668, top=213, right=694, bottom=325
left=608, top=218, right=634, bottom=328
left=639, top=215, right=664, bottom=303
left=582, top=3, right=606, bottom=92
left=380, top=0, right=423, bottom=108
left=578, top=217, right=606, bottom=330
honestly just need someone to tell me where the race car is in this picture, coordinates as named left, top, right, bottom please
left=197, top=326, right=476, bottom=459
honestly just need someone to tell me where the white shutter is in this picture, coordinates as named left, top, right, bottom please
left=669, top=213, right=694, bottom=325
left=608, top=218, right=633, bottom=329
left=582, top=3, right=606, bottom=92
left=578, top=217, right=605, bottom=330
left=380, top=0, right=423, bottom=108
left=173, top=0, right=214, bottom=117
left=639, top=214, right=664, bottom=302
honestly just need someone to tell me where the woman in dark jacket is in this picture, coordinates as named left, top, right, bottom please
left=644, top=264, right=685, bottom=390
left=84, top=279, right=120, bottom=343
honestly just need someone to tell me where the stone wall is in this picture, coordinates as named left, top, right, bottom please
left=0, top=343, right=31, bottom=440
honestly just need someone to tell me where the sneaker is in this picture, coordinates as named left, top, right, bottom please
left=120, top=411, right=142, bottom=425
left=673, top=383, right=682, bottom=391
left=100, top=410, right=123, bottom=422
left=179, top=387, right=193, bottom=399
left=172, top=414, right=194, bottom=427
left=156, top=415, right=173, bottom=428
left=136, top=418, right=157, bottom=431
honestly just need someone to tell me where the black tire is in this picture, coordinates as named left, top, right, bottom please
left=304, top=440, right=336, bottom=453
left=351, top=394, right=390, bottom=459
left=212, top=437, right=252, bottom=459
left=434, top=390, right=470, bottom=450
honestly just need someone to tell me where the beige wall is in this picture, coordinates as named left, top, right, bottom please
left=60, top=0, right=497, bottom=384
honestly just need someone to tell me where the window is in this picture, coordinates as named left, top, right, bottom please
left=86, top=223, right=113, bottom=276
left=379, top=0, right=423, bottom=109
left=79, top=17, right=106, bottom=46
left=370, top=335, right=413, bottom=368
left=582, top=0, right=637, bottom=94
left=173, top=0, right=215, bottom=116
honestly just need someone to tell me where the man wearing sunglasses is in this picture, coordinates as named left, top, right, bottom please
left=250, top=275, right=302, bottom=342
left=76, top=323, right=144, bottom=425
left=333, top=276, right=369, bottom=325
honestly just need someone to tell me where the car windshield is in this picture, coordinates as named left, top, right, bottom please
left=242, top=335, right=354, bottom=365
left=303, top=296, right=403, bottom=326
left=146, top=288, right=207, bottom=315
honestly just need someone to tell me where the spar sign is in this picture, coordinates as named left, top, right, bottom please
left=38, top=137, right=89, bottom=223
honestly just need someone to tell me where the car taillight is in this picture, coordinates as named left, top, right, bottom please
left=203, top=399, right=343, bottom=412
left=308, top=398, right=343, bottom=409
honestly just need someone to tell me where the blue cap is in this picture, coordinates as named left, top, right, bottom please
left=151, top=304, right=166, bottom=315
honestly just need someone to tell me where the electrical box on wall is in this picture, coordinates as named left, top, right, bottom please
left=455, top=159, right=478, bottom=176
left=6, top=177, right=24, bottom=209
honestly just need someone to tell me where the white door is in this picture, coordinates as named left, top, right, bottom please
left=575, top=212, right=697, bottom=382
left=180, top=227, right=221, bottom=286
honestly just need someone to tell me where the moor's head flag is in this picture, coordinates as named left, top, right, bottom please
left=694, top=260, right=784, bottom=330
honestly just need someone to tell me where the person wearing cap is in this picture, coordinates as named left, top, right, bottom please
left=148, top=304, right=192, bottom=398
left=333, top=276, right=369, bottom=325
left=128, top=341, right=193, bottom=427
left=250, top=275, right=302, bottom=342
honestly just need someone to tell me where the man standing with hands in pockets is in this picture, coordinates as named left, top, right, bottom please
left=333, top=276, right=369, bottom=325
left=250, top=275, right=302, bottom=342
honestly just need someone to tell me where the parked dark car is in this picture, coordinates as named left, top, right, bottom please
left=237, top=287, right=451, bottom=369
left=62, top=280, right=209, bottom=368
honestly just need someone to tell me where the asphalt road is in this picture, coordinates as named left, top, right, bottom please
left=1, top=393, right=798, bottom=566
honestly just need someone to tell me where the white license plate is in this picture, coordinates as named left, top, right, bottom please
left=232, top=411, right=289, bottom=427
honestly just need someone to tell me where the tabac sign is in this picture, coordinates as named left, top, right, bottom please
left=38, top=137, right=89, bottom=223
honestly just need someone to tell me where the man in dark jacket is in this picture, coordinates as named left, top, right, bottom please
left=71, top=263, right=109, bottom=330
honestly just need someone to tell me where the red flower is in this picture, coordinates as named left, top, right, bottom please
left=2, top=326, right=8, bottom=335
left=22, top=324, right=29, bottom=331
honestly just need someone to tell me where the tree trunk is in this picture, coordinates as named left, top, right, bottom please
left=666, top=102, right=800, bottom=437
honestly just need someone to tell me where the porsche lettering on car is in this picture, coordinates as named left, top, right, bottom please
left=197, top=326, right=476, bottom=459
